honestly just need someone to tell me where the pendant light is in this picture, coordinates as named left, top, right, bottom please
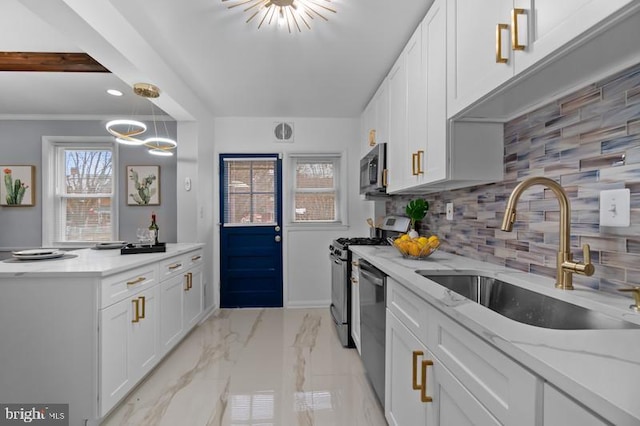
left=105, top=83, right=177, bottom=156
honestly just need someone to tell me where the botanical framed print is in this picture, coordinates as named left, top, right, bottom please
left=1, top=166, right=35, bottom=207
left=127, top=165, right=160, bottom=206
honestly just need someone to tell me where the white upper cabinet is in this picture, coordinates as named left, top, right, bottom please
left=386, top=53, right=408, bottom=193
left=447, top=0, right=635, bottom=118
left=361, top=79, right=390, bottom=156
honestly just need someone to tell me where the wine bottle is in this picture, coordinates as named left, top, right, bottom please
left=149, top=212, right=159, bottom=245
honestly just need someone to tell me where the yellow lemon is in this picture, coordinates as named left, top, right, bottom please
left=408, top=242, right=422, bottom=257
left=417, top=237, right=429, bottom=247
left=400, top=234, right=411, bottom=242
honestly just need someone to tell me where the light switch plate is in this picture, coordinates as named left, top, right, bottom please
left=600, top=189, right=630, bottom=227
left=446, top=203, right=454, bottom=221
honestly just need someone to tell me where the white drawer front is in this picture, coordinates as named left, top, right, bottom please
left=428, top=309, right=539, bottom=426
left=159, top=255, right=188, bottom=280
left=387, top=278, right=430, bottom=343
left=186, top=250, right=204, bottom=268
left=101, top=266, right=157, bottom=308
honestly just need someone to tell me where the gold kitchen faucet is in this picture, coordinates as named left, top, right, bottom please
left=501, top=177, right=595, bottom=290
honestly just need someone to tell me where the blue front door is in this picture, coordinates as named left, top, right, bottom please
left=219, top=154, right=283, bottom=308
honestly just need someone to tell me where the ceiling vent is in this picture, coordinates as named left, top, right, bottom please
left=273, top=122, right=294, bottom=143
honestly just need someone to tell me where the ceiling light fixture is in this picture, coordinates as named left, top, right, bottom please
left=105, top=83, right=177, bottom=156
left=222, top=0, right=336, bottom=33
left=106, top=89, right=123, bottom=97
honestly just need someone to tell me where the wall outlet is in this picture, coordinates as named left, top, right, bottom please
left=446, top=203, right=454, bottom=221
left=600, top=189, right=630, bottom=227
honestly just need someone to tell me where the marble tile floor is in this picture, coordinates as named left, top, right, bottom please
left=102, top=308, right=387, bottom=426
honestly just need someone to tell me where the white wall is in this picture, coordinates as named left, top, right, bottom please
left=213, top=117, right=372, bottom=307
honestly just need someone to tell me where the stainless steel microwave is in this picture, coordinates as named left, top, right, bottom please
left=360, top=143, right=387, bottom=196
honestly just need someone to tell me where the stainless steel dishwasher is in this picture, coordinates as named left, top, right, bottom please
left=359, top=259, right=387, bottom=408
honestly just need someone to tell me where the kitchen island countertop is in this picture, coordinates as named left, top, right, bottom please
left=350, top=245, right=640, bottom=425
left=0, top=243, right=204, bottom=278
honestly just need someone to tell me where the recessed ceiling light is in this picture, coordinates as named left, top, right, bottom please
left=106, top=89, right=123, bottom=97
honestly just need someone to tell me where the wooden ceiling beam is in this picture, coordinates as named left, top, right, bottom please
left=0, top=52, right=109, bottom=72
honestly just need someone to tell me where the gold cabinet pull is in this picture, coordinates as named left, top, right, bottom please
left=412, top=152, right=418, bottom=176
left=191, top=255, right=202, bottom=261
left=420, top=359, right=434, bottom=402
left=496, top=23, right=509, bottom=63
left=188, top=272, right=193, bottom=289
left=132, top=298, right=140, bottom=323
left=412, top=350, right=424, bottom=390
left=369, top=129, right=376, bottom=146
left=139, top=296, right=146, bottom=319
left=511, top=8, right=526, bottom=50
left=127, top=277, right=146, bottom=286
left=417, top=150, right=424, bottom=175
left=168, top=263, right=182, bottom=270
left=184, top=273, right=190, bottom=291
left=382, top=169, right=388, bottom=187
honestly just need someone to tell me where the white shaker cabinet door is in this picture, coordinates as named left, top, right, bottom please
left=183, top=266, right=204, bottom=330
left=386, top=54, right=408, bottom=193
left=385, top=310, right=433, bottom=426
left=100, top=298, right=131, bottom=416
left=514, top=0, right=633, bottom=73
left=128, top=286, right=159, bottom=380
left=159, top=273, right=185, bottom=355
left=447, top=0, right=513, bottom=117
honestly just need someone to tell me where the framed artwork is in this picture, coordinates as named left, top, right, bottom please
left=127, top=165, right=160, bottom=206
left=1, top=166, right=35, bottom=207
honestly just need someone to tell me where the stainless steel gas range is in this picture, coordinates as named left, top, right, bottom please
left=328, top=216, right=410, bottom=347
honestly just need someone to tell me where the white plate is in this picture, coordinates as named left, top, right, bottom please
left=12, top=251, right=66, bottom=260
left=94, top=241, right=128, bottom=249
left=12, top=249, right=58, bottom=256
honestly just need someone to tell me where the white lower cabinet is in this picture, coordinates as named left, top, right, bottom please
left=100, top=248, right=205, bottom=418
left=351, top=255, right=361, bottom=353
left=543, top=384, right=608, bottom=425
left=385, top=278, right=538, bottom=426
left=100, top=285, right=158, bottom=416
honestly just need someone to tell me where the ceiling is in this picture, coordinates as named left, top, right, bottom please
left=2, top=0, right=432, bottom=119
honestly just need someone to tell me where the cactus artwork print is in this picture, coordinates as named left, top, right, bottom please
left=1, top=166, right=34, bottom=206
left=127, top=165, right=160, bottom=205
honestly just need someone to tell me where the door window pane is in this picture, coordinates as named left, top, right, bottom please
left=224, top=158, right=277, bottom=225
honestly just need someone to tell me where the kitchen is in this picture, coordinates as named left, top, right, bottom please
left=2, top=0, right=640, bottom=425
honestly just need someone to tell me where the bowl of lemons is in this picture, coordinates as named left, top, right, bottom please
left=388, top=234, right=441, bottom=260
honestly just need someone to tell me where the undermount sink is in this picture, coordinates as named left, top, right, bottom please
left=417, top=271, right=639, bottom=330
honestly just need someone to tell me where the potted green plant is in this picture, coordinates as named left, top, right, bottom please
left=405, top=199, right=429, bottom=238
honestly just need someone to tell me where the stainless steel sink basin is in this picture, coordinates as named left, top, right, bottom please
left=417, top=271, right=639, bottom=330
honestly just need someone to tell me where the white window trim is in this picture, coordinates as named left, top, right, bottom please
left=287, top=152, right=348, bottom=227
left=41, top=136, right=119, bottom=248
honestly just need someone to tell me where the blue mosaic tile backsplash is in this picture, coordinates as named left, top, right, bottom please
left=387, top=62, right=640, bottom=297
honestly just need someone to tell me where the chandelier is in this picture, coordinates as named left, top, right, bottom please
left=222, top=0, right=336, bottom=33
left=105, top=83, right=177, bottom=157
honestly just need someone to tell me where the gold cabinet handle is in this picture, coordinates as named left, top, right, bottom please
left=184, top=273, right=190, bottom=291
left=420, top=359, right=434, bottom=403
left=127, top=277, right=146, bottom=286
left=382, top=169, right=388, bottom=187
left=168, top=263, right=182, bottom=270
left=369, top=129, right=376, bottom=146
left=511, top=8, right=526, bottom=50
left=412, top=350, right=424, bottom=390
left=191, top=255, right=202, bottom=261
left=188, top=272, right=193, bottom=289
left=132, top=298, right=140, bottom=323
left=412, top=152, right=418, bottom=176
left=496, top=23, right=509, bottom=63
left=139, top=296, right=146, bottom=320
left=417, top=150, right=424, bottom=175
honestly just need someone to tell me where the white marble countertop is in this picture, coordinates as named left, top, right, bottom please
left=350, top=246, right=640, bottom=425
left=0, top=243, right=204, bottom=278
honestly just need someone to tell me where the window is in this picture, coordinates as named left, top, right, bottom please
left=290, top=154, right=343, bottom=224
left=43, top=138, right=117, bottom=247
left=222, top=157, right=278, bottom=225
